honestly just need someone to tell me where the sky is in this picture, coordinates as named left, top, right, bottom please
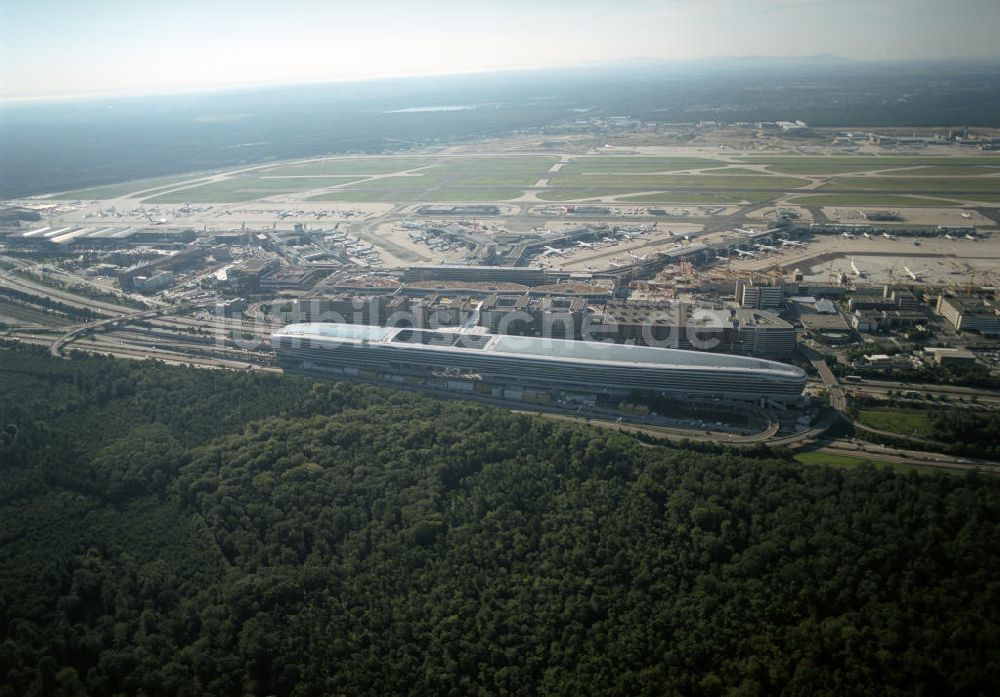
left=2, top=0, right=999, bottom=100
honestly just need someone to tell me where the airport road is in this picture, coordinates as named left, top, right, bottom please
left=799, top=344, right=847, bottom=411
left=0, top=268, right=137, bottom=317
left=49, top=300, right=218, bottom=357
left=847, top=377, right=1000, bottom=401
left=815, top=441, right=1000, bottom=475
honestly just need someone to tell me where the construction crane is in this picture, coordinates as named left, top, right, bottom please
left=965, top=269, right=977, bottom=295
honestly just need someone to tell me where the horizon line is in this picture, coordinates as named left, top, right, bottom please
left=4, top=53, right=1000, bottom=106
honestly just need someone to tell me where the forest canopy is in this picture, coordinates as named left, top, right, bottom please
left=1, top=345, right=998, bottom=696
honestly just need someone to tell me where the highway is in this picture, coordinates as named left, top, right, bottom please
left=4, top=263, right=998, bottom=475
left=814, top=441, right=1000, bottom=475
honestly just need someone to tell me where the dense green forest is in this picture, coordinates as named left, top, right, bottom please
left=1, top=345, right=999, bottom=696
left=928, top=410, right=1000, bottom=460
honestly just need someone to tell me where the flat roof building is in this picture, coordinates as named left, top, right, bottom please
left=937, top=296, right=1000, bottom=335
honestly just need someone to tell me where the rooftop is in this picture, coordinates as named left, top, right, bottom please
left=274, top=323, right=806, bottom=378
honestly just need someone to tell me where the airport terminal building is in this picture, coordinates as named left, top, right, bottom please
left=272, top=323, right=807, bottom=405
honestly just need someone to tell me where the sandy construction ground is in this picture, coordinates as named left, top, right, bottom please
left=821, top=206, right=994, bottom=227
left=33, top=199, right=394, bottom=232
left=553, top=225, right=704, bottom=272
left=729, top=234, right=1000, bottom=286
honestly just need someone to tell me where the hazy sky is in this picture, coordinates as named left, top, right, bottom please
left=2, top=0, right=999, bottom=99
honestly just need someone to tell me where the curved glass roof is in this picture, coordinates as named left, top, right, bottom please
left=274, top=323, right=805, bottom=379
left=280, top=323, right=396, bottom=342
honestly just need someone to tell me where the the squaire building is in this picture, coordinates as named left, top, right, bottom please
left=271, top=323, right=807, bottom=404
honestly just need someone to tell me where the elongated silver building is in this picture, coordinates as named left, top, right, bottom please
left=271, top=323, right=807, bottom=404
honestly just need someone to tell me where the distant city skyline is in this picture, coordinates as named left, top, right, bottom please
left=2, top=0, right=999, bottom=101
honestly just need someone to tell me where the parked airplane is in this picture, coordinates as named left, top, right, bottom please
left=882, top=232, right=896, bottom=240
left=737, top=226, right=782, bottom=236
left=734, top=249, right=756, bottom=258
left=903, top=265, right=920, bottom=281
left=757, top=244, right=779, bottom=252
left=577, top=241, right=595, bottom=249
left=862, top=232, right=872, bottom=239
left=850, top=258, right=864, bottom=277
left=781, top=239, right=805, bottom=247
left=542, top=246, right=567, bottom=257
left=841, top=232, right=854, bottom=239
left=944, top=233, right=956, bottom=240
left=965, top=234, right=977, bottom=241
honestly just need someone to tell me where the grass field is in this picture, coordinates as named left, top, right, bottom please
left=892, top=165, right=1000, bottom=176
left=57, top=173, right=213, bottom=200
left=822, top=177, right=1000, bottom=194
left=303, top=157, right=558, bottom=202
left=557, top=157, right=722, bottom=174
left=259, top=158, right=434, bottom=176
left=856, top=409, right=933, bottom=436
left=144, top=176, right=368, bottom=203
left=701, top=167, right=769, bottom=175
left=953, top=193, right=1000, bottom=202
left=789, top=193, right=960, bottom=207
left=547, top=173, right=809, bottom=191
left=309, top=187, right=524, bottom=202
left=793, top=451, right=945, bottom=475
left=536, top=189, right=775, bottom=203
left=615, top=191, right=777, bottom=204
left=738, top=155, right=1000, bottom=175
left=48, top=153, right=1000, bottom=206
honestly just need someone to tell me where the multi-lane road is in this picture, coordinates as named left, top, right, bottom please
left=3, top=265, right=998, bottom=473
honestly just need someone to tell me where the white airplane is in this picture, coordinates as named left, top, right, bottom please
left=944, top=233, right=956, bottom=240
left=850, top=258, right=864, bottom=277
left=734, top=249, right=756, bottom=258
left=841, top=232, right=854, bottom=239
left=737, top=226, right=782, bottom=236
left=961, top=212, right=972, bottom=219
left=541, top=246, right=566, bottom=257
left=628, top=252, right=651, bottom=261
left=577, top=241, right=594, bottom=249
left=903, top=265, right=920, bottom=281
left=965, top=234, right=977, bottom=241
left=757, top=244, right=779, bottom=252
left=781, top=239, right=805, bottom=247
left=862, top=232, right=872, bottom=239
left=882, top=232, right=896, bottom=240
